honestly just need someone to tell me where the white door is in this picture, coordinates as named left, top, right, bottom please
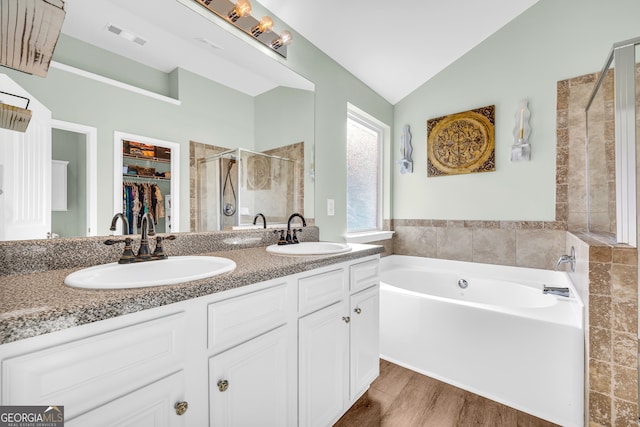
left=0, top=75, right=52, bottom=240
left=209, top=326, right=290, bottom=427
left=298, top=300, right=349, bottom=427
left=350, top=285, right=380, bottom=400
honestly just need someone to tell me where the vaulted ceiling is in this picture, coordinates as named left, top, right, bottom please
left=61, top=0, right=539, bottom=104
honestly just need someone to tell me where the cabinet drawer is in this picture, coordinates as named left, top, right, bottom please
left=66, top=370, right=186, bottom=427
left=1, top=312, right=186, bottom=420
left=350, top=259, right=379, bottom=292
left=208, top=283, right=288, bottom=353
left=298, top=268, right=346, bottom=313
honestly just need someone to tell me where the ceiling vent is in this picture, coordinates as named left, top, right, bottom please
left=0, top=0, right=66, bottom=77
left=105, top=24, right=147, bottom=46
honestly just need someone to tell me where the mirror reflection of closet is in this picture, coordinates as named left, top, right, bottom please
left=113, top=132, right=180, bottom=235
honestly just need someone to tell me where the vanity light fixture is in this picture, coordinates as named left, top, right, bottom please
left=271, top=30, right=292, bottom=50
left=227, top=0, right=251, bottom=22
left=180, top=0, right=292, bottom=58
left=251, top=16, right=273, bottom=37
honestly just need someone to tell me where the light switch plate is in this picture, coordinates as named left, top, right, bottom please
left=327, top=199, right=335, bottom=216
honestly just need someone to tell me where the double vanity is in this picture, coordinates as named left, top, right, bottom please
left=0, top=231, right=382, bottom=426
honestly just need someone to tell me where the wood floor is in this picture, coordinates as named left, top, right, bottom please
left=334, top=359, right=559, bottom=427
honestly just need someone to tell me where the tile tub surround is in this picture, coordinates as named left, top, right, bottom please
left=0, top=227, right=319, bottom=276
left=391, top=219, right=566, bottom=270
left=568, top=232, right=639, bottom=427
left=0, top=242, right=382, bottom=345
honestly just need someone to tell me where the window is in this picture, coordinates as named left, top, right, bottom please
left=346, top=107, right=384, bottom=234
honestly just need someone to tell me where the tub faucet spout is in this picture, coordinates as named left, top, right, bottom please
left=543, top=285, right=570, bottom=298
left=555, top=246, right=576, bottom=272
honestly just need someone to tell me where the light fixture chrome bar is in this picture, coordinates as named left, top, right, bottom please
left=178, top=0, right=290, bottom=58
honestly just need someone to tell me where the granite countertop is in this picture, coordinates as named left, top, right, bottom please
left=0, top=244, right=383, bottom=345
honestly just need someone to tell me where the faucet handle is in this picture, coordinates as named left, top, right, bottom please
left=104, top=237, right=136, bottom=264
left=292, top=228, right=303, bottom=244
left=273, top=229, right=287, bottom=245
left=152, top=235, right=177, bottom=259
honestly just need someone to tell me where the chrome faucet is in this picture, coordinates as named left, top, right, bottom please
left=137, top=212, right=156, bottom=260
left=253, top=213, right=267, bottom=228
left=555, top=246, right=576, bottom=272
left=110, top=213, right=130, bottom=235
left=543, top=285, right=570, bottom=298
left=286, top=213, right=306, bottom=244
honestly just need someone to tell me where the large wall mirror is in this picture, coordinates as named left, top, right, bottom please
left=0, top=0, right=315, bottom=241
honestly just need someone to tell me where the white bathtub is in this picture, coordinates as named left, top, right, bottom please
left=379, top=255, right=584, bottom=427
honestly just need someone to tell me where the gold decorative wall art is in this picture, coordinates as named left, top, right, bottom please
left=427, top=105, right=495, bottom=177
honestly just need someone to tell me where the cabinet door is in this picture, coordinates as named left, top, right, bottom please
left=66, top=371, right=186, bottom=427
left=209, top=326, right=290, bottom=427
left=299, top=301, right=349, bottom=427
left=350, top=285, right=380, bottom=400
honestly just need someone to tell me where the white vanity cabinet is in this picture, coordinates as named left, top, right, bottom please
left=0, top=311, right=189, bottom=424
left=205, top=281, right=296, bottom=427
left=299, top=300, right=350, bottom=427
left=209, top=326, right=290, bottom=427
left=349, top=285, right=380, bottom=400
left=298, top=259, right=380, bottom=427
left=0, top=253, right=380, bottom=427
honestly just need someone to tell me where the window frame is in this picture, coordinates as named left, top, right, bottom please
left=346, top=105, right=385, bottom=235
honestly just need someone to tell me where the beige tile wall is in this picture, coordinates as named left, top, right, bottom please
left=392, top=220, right=566, bottom=270
left=569, top=232, right=638, bottom=427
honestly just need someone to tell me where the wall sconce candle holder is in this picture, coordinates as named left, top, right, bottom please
left=397, top=125, right=413, bottom=174
left=183, top=0, right=292, bottom=58
left=511, top=100, right=531, bottom=162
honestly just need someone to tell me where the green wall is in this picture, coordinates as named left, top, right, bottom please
left=254, top=86, right=315, bottom=216
left=51, top=129, right=86, bottom=237
left=393, top=0, right=640, bottom=221
left=2, top=11, right=394, bottom=241
left=1, top=36, right=256, bottom=235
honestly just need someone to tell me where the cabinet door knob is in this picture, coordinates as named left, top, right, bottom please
left=217, top=379, right=229, bottom=392
left=342, top=316, right=350, bottom=323
left=174, top=401, right=188, bottom=416
left=354, top=307, right=362, bottom=314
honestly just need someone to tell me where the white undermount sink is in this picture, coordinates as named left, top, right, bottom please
left=64, top=256, right=236, bottom=289
left=266, top=241, right=352, bottom=256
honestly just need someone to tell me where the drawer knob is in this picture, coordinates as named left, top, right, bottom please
left=354, top=307, right=362, bottom=314
left=342, top=316, right=350, bottom=323
left=218, top=379, right=229, bottom=392
left=174, top=401, right=188, bottom=416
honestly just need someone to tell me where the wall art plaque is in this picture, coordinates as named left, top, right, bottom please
left=426, top=105, right=495, bottom=177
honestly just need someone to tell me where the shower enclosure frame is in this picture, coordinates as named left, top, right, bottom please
left=197, top=147, right=297, bottom=231
left=585, top=36, right=640, bottom=246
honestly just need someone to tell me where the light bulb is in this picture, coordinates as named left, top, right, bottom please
left=228, top=0, right=252, bottom=22
left=251, top=16, right=273, bottom=37
left=271, top=30, right=292, bottom=49
left=279, top=30, right=292, bottom=45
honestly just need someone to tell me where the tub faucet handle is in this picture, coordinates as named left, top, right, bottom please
left=555, top=246, right=576, bottom=272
